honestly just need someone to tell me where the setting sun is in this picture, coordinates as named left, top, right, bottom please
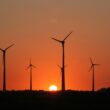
left=49, top=85, right=58, bottom=91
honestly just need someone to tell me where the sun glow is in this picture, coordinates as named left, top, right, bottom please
left=49, top=85, right=58, bottom=91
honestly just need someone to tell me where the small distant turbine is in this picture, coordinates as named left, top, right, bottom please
left=51, top=31, right=72, bottom=92
left=57, top=65, right=67, bottom=74
left=89, top=57, right=100, bottom=92
left=57, top=65, right=67, bottom=91
left=26, top=58, right=36, bottom=91
left=0, top=44, right=14, bottom=92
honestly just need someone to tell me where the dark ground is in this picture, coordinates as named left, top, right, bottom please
left=0, top=88, right=110, bottom=110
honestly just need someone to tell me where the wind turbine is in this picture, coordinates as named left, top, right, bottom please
left=57, top=65, right=67, bottom=91
left=26, top=58, right=36, bottom=91
left=57, top=65, right=67, bottom=75
left=51, top=31, right=72, bottom=91
left=57, top=65, right=63, bottom=90
left=0, top=44, right=14, bottom=92
left=89, top=57, right=100, bottom=92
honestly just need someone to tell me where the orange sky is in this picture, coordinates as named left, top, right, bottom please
left=0, top=0, right=110, bottom=91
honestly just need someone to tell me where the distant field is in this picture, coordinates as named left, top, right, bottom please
left=0, top=89, right=110, bottom=110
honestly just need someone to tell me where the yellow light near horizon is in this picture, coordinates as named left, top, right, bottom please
left=49, top=85, right=58, bottom=91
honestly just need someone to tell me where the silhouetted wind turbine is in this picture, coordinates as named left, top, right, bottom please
left=89, top=57, right=100, bottom=92
left=52, top=32, right=72, bottom=91
left=57, top=65, right=62, bottom=91
left=57, top=65, right=63, bottom=72
left=57, top=65, right=67, bottom=74
left=57, top=65, right=67, bottom=91
left=26, top=58, right=36, bottom=91
left=0, top=44, right=14, bottom=92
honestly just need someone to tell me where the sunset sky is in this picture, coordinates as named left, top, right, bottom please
left=0, top=0, right=110, bottom=91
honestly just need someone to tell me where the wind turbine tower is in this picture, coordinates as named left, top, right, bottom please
left=57, top=65, right=63, bottom=90
left=0, top=44, right=14, bottom=92
left=89, top=57, right=100, bottom=92
left=26, top=58, right=36, bottom=91
left=52, top=32, right=72, bottom=91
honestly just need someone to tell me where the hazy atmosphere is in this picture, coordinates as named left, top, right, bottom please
left=0, top=0, right=110, bottom=91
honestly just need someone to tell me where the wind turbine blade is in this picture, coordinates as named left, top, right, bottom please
left=25, top=66, right=30, bottom=70
left=5, top=44, right=14, bottom=50
left=63, top=31, right=72, bottom=41
left=30, top=58, right=31, bottom=65
left=94, top=64, right=100, bottom=66
left=89, top=57, right=93, bottom=64
left=51, top=37, right=61, bottom=43
left=0, top=48, right=3, bottom=51
left=57, top=65, right=62, bottom=76
left=32, top=65, right=36, bottom=68
left=57, top=64, right=62, bottom=69
left=89, top=65, right=93, bottom=72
